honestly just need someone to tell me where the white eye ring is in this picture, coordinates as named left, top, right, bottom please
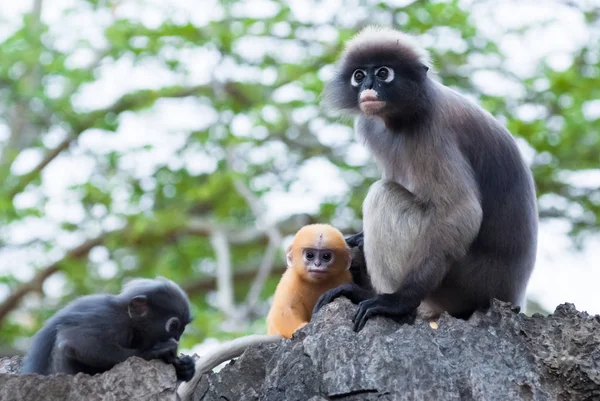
left=375, top=67, right=394, bottom=83
left=351, top=69, right=366, bottom=87
left=165, top=317, right=180, bottom=333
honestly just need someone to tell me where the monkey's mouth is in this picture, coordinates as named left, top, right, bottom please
left=359, top=93, right=386, bottom=115
left=308, top=269, right=328, bottom=275
left=360, top=100, right=386, bottom=115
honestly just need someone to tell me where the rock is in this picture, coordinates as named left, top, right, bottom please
left=0, top=356, right=22, bottom=375
left=197, top=298, right=600, bottom=401
left=0, top=357, right=178, bottom=401
left=1, top=299, right=599, bottom=400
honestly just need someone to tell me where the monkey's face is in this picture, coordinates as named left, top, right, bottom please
left=128, top=294, right=192, bottom=350
left=324, top=48, right=429, bottom=121
left=302, top=247, right=342, bottom=281
left=350, top=66, right=394, bottom=116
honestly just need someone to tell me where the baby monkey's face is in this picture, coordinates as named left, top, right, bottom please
left=302, top=247, right=337, bottom=279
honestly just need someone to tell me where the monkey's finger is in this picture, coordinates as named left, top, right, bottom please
left=352, top=299, right=378, bottom=332
left=313, top=287, right=346, bottom=314
left=313, top=284, right=352, bottom=314
left=313, top=293, right=335, bottom=314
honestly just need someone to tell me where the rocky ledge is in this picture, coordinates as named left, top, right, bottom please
left=2, top=299, right=599, bottom=401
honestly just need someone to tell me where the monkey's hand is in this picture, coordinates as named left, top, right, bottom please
left=352, top=293, right=418, bottom=332
left=173, top=355, right=195, bottom=382
left=313, top=283, right=373, bottom=315
left=345, top=231, right=364, bottom=248
left=141, top=340, right=178, bottom=363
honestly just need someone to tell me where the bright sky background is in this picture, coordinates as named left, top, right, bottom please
left=0, top=0, right=599, bottom=356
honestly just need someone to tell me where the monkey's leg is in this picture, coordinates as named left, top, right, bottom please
left=56, top=330, right=141, bottom=372
left=353, top=179, right=481, bottom=332
left=57, top=329, right=177, bottom=372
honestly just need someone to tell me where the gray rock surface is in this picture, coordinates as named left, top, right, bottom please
left=1, top=299, right=598, bottom=401
left=199, top=299, right=600, bottom=401
left=0, top=357, right=178, bottom=401
left=0, top=356, right=22, bottom=375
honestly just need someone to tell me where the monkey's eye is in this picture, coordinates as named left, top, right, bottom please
left=351, top=69, right=366, bottom=87
left=375, top=67, right=394, bottom=83
left=306, top=251, right=315, bottom=260
left=322, top=252, right=332, bottom=262
left=165, top=317, right=180, bottom=333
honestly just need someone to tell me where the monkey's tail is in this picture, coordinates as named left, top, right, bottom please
left=177, top=334, right=283, bottom=401
left=20, top=326, right=57, bottom=375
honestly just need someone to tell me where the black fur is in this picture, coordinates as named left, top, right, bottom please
left=21, top=277, right=195, bottom=381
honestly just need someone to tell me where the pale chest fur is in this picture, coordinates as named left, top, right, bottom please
left=355, top=116, right=427, bottom=194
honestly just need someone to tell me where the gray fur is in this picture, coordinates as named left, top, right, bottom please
left=323, top=27, right=538, bottom=321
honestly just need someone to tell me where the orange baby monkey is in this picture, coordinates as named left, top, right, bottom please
left=266, top=224, right=352, bottom=338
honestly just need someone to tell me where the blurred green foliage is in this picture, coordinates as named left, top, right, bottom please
left=0, top=0, right=598, bottom=351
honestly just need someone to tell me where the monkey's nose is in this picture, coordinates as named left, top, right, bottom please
left=360, top=89, right=378, bottom=101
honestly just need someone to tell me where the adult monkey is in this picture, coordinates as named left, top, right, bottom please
left=314, top=26, right=538, bottom=332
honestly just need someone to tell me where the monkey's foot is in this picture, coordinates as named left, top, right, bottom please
left=352, top=294, right=416, bottom=332
left=173, top=355, right=196, bottom=382
left=345, top=231, right=364, bottom=248
left=313, top=283, right=373, bottom=315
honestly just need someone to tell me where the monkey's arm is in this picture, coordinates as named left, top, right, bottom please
left=313, top=247, right=374, bottom=315
left=354, top=171, right=482, bottom=331
left=313, top=282, right=374, bottom=315
left=268, top=304, right=311, bottom=339
left=177, top=334, right=283, bottom=401
left=345, top=231, right=364, bottom=248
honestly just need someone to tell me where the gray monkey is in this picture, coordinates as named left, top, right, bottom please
left=314, top=26, right=538, bottom=332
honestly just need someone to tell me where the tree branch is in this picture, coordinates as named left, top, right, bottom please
left=0, top=234, right=107, bottom=328
left=226, top=149, right=283, bottom=311
left=8, top=84, right=211, bottom=200
left=210, top=230, right=235, bottom=316
left=182, top=264, right=286, bottom=295
left=0, top=213, right=322, bottom=326
left=8, top=135, right=74, bottom=200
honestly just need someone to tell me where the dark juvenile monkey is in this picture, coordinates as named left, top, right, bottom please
left=314, top=26, right=538, bottom=331
left=21, top=277, right=195, bottom=381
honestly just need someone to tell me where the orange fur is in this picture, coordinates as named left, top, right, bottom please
left=266, top=224, right=352, bottom=338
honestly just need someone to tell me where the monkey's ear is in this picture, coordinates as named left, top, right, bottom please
left=285, top=246, right=293, bottom=268
left=422, top=64, right=429, bottom=73
left=128, top=295, right=149, bottom=318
